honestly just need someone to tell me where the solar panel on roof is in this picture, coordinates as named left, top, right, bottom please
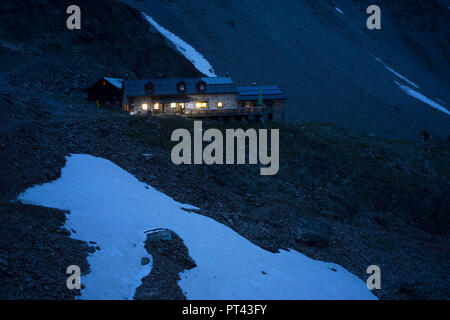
left=202, top=77, right=234, bottom=85
left=236, top=86, right=285, bottom=101
left=237, top=87, right=283, bottom=95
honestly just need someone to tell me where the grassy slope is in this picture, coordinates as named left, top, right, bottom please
left=124, top=114, right=449, bottom=299
left=127, top=115, right=450, bottom=237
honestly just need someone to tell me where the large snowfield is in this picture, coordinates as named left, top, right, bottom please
left=18, top=154, right=377, bottom=300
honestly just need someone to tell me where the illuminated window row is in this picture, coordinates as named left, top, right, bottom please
left=141, top=102, right=186, bottom=110
left=141, top=103, right=159, bottom=110
left=194, top=101, right=224, bottom=108
left=195, top=102, right=208, bottom=108
left=141, top=101, right=223, bottom=110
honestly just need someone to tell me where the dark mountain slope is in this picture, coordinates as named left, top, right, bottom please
left=0, top=0, right=448, bottom=300
left=0, top=0, right=200, bottom=122
left=0, top=0, right=201, bottom=299
left=122, top=0, right=450, bottom=140
left=0, top=0, right=200, bottom=79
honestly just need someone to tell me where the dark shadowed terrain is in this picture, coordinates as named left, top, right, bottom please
left=0, top=0, right=449, bottom=300
left=122, top=0, right=450, bottom=140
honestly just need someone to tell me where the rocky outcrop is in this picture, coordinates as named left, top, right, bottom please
left=134, top=229, right=196, bottom=300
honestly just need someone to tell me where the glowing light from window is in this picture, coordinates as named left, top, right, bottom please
left=154, top=103, right=160, bottom=110
left=218, top=102, right=223, bottom=108
left=171, top=103, right=177, bottom=109
left=196, top=102, right=207, bottom=108
left=142, top=103, right=148, bottom=110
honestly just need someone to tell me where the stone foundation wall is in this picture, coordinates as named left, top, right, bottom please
left=185, top=94, right=239, bottom=110
left=129, top=96, right=153, bottom=115
left=125, top=94, right=284, bottom=122
left=127, top=94, right=239, bottom=115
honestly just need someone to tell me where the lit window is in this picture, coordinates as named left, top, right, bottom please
left=217, top=102, right=223, bottom=108
left=196, top=102, right=207, bottom=108
left=142, top=103, right=148, bottom=110
left=102, top=81, right=106, bottom=86
left=179, top=103, right=185, bottom=109
left=154, top=103, right=160, bottom=110
left=171, top=103, right=177, bottom=109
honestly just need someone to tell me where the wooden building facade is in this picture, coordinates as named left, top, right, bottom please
left=84, top=77, right=123, bottom=106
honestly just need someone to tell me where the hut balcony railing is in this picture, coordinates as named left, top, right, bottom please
left=183, top=107, right=264, bottom=117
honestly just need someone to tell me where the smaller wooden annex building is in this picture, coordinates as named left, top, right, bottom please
left=84, top=77, right=123, bottom=106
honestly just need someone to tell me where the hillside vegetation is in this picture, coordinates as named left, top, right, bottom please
left=128, top=115, right=450, bottom=237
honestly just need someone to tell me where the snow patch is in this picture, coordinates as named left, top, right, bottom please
left=335, top=7, right=344, bottom=15
left=375, top=58, right=420, bottom=89
left=142, top=12, right=216, bottom=77
left=18, top=154, right=377, bottom=300
left=395, top=81, right=450, bottom=116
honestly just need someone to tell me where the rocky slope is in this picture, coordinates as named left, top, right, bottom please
left=0, top=0, right=199, bottom=299
left=0, top=0, right=449, bottom=300
left=1, top=112, right=449, bottom=299
left=122, top=0, right=450, bottom=140
left=0, top=0, right=200, bottom=123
